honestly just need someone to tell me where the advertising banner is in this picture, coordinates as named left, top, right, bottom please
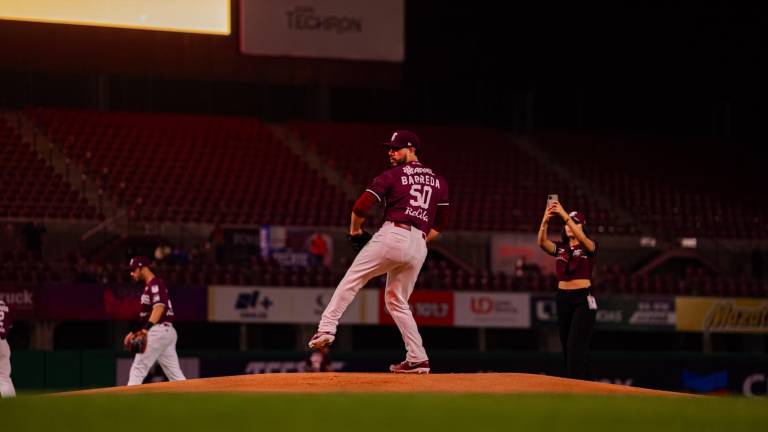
left=0, top=284, right=35, bottom=319
left=208, top=286, right=378, bottom=324
left=240, top=0, right=404, bottom=61
left=454, top=292, right=530, bottom=328
left=35, top=284, right=207, bottom=321
left=588, top=353, right=768, bottom=396
left=378, top=290, right=454, bottom=327
left=676, top=297, right=768, bottom=333
left=201, top=353, right=348, bottom=377
left=531, top=294, right=676, bottom=331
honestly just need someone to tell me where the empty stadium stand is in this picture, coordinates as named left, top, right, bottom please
left=0, top=117, right=96, bottom=220
left=290, top=122, right=628, bottom=233
left=534, top=134, right=767, bottom=239
left=2, top=109, right=765, bottom=298
left=28, top=108, right=351, bottom=226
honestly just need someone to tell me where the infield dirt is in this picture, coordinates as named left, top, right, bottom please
left=60, top=373, right=689, bottom=396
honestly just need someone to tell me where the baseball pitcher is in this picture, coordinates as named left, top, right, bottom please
left=309, top=130, right=450, bottom=374
left=124, top=256, right=186, bottom=385
left=0, top=299, right=15, bottom=398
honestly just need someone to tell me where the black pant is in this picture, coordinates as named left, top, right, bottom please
left=556, top=288, right=596, bottom=380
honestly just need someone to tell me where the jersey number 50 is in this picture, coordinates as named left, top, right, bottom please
left=409, top=185, right=433, bottom=209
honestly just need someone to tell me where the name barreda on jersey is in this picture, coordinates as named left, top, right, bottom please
left=405, top=207, right=429, bottom=222
left=401, top=175, right=440, bottom=188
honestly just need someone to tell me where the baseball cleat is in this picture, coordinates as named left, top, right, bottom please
left=389, top=360, right=430, bottom=374
left=308, top=331, right=335, bottom=349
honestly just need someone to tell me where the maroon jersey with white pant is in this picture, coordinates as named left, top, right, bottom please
left=316, top=157, right=449, bottom=365
left=0, top=299, right=10, bottom=340
left=0, top=300, right=15, bottom=398
left=139, top=277, right=175, bottom=325
left=127, top=277, right=185, bottom=386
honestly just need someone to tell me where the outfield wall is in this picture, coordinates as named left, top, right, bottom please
left=10, top=350, right=767, bottom=396
left=5, top=283, right=766, bottom=333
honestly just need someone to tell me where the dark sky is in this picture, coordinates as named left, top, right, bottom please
left=2, top=3, right=765, bottom=150
left=402, top=4, right=767, bottom=142
left=378, top=3, right=763, bottom=186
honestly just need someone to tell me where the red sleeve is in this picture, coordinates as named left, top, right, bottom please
left=352, top=191, right=378, bottom=218
left=432, top=204, right=451, bottom=232
left=438, top=176, right=449, bottom=205
left=586, top=240, right=598, bottom=256
left=551, top=241, right=563, bottom=257
left=365, top=172, right=389, bottom=203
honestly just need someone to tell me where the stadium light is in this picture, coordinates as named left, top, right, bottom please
left=680, top=237, right=697, bottom=249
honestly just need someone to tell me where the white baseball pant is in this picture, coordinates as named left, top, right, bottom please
left=0, top=339, right=15, bottom=398
left=127, top=323, right=186, bottom=386
left=318, top=221, right=429, bottom=362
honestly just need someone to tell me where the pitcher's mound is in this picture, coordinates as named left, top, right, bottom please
left=63, top=373, right=687, bottom=397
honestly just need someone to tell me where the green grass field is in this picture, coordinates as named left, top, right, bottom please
left=1, top=393, right=765, bottom=432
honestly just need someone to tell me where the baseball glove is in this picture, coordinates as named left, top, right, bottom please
left=347, top=230, right=372, bottom=253
left=125, top=330, right=148, bottom=354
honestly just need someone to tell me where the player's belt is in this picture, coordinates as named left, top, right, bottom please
left=393, top=222, right=412, bottom=230
left=392, top=222, right=427, bottom=240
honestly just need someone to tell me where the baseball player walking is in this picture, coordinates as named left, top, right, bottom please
left=0, top=299, right=16, bottom=398
left=124, top=256, right=186, bottom=385
left=309, top=130, right=450, bottom=374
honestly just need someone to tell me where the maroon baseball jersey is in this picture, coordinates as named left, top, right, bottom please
left=0, top=300, right=11, bottom=340
left=366, top=161, right=449, bottom=234
left=139, top=277, right=175, bottom=324
left=551, top=241, right=598, bottom=282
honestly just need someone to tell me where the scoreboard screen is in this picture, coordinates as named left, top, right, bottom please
left=0, top=0, right=230, bottom=35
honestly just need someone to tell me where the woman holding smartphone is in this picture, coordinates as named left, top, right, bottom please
left=537, top=200, right=597, bottom=379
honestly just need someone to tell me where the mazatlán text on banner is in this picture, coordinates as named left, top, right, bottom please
left=676, top=297, right=768, bottom=333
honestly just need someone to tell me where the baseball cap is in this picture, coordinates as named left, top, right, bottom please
left=569, top=211, right=587, bottom=225
left=383, top=130, right=420, bottom=150
left=128, top=256, right=152, bottom=270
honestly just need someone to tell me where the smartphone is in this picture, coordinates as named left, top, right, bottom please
left=547, top=194, right=558, bottom=208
